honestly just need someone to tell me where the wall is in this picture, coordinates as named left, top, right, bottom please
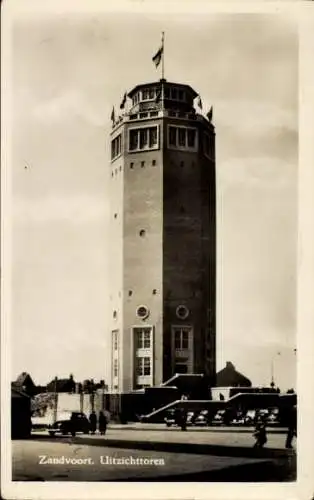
left=162, top=117, right=216, bottom=382
left=122, top=118, right=164, bottom=390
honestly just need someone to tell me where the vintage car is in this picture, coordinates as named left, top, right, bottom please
left=48, top=412, right=90, bottom=436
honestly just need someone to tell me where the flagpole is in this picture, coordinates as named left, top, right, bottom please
left=161, top=31, right=165, bottom=80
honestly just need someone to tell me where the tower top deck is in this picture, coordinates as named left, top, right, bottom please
left=127, top=79, right=198, bottom=115
left=111, top=79, right=213, bottom=134
left=128, top=79, right=198, bottom=100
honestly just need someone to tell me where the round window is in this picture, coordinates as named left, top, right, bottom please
left=176, top=305, right=189, bottom=320
left=136, top=305, right=149, bottom=319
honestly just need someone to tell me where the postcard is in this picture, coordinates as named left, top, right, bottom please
left=1, top=1, right=314, bottom=499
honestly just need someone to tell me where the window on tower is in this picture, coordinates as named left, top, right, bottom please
left=111, top=134, right=122, bottom=161
left=136, top=357, right=151, bottom=376
left=169, top=126, right=176, bottom=146
left=204, top=132, right=214, bottom=159
left=112, top=330, right=119, bottom=350
left=128, top=126, right=159, bottom=152
left=135, top=328, right=151, bottom=349
left=174, top=327, right=190, bottom=349
left=140, top=129, right=148, bottom=149
left=130, top=130, right=139, bottom=151
left=187, top=129, right=196, bottom=148
left=178, top=128, right=185, bottom=147
left=167, top=126, right=198, bottom=151
left=113, top=359, right=118, bottom=377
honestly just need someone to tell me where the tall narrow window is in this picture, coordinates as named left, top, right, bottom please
left=149, top=127, right=157, bottom=148
left=187, top=129, right=196, bottom=148
left=111, top=133, right=122, bottom=160
left=112, top=330, right=118, bottom=350
left=113, top=359, right=118, bottom=377
left=169, top=126, right=176, bottom=146
left=174, top=327, right=190, bottom=349
left=140, top=128, right=148, bottom=149
left=142, top=89, right=150, bottom=100
left=129, top=130, right=138, bottom=151
left=178, top=128, right=186, bottom=147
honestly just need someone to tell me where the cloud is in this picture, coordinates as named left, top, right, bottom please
left=32, top=89, right=108, bottom=126
left=218, top=156, right=296, bottom=189
left=215, top=99, right=296, bottom=135
left=14, top=195, right=109, bottom=224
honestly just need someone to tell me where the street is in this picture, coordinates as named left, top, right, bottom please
left=12, top=426, right=296, bottom=481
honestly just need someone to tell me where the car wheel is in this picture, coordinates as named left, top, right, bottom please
left=49, top=431, right=55, bottom=436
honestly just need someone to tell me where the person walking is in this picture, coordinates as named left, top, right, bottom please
left=98, top=410, right=107, bottom=435
left=89, top=410, right=97, bottom=435
left=253, top=417, right=267, bottom=448
left=180, top=409, right=187, bottom=431
left=70, top=412, right=77, bottom=437
left=285, top=405, right=297, bottom=449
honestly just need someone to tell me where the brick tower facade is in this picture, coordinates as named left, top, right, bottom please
left=108, top=79, right=216, bottom=392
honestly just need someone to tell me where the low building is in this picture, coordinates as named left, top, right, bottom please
left=216, top=361, right=252, bottom=388
left=11, top=387, right=32, bottom=439
left=12, top=372, right=36, bottom=396
left=46, top=374, right=76, bottom=393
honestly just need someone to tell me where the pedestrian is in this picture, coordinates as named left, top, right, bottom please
left=180, top=409, right=187, bottom=431
left=98, top=410, right=107, bottom=435
left=253, top=417, right=267, bottom=448
left=285, top=405, right=297, bottom=449
left=70, top=413, right=76, bottom=437
left=89, top=410, right=97, bottom=435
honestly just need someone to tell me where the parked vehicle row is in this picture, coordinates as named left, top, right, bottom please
left=164, top=408, right=281, bottom=427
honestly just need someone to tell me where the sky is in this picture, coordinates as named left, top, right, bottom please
left=9, top=7, right=298, bottom=389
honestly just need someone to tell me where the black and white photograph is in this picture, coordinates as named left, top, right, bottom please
left=1, top=1, right=314, bottom=499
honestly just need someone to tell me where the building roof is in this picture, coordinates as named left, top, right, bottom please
left=127, top=80, right=198, bottom=99
left=216, top=362, right=252, bottom=387
left=14, top=372, right=35, bottom=387
left=46, top=377, right=76, bottom=393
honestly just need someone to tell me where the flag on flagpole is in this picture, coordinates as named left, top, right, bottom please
left=120, top=92, right=127, bottom=110
left=110, top=106, right=115, bottom=123
left=152, top=45, right=163, bottom=68
left=206, top=106, right=213, bottom=122
left=197, top=95, right=203, bottom=110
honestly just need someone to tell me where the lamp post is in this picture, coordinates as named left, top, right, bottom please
left=270, top=351, right=281, bottom=389
left=53, top=377, right=58, bottom=424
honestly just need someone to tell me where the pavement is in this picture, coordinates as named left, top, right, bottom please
left=12, top=440, right=276, bottom=482
left=32, top=423, right=293, bottom=457
left=11, top=425, right=296, bottom=482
